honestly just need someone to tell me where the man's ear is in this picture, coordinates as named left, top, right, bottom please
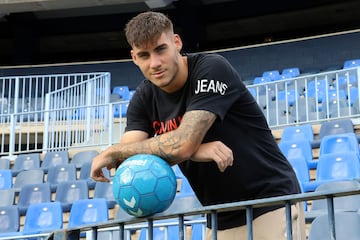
left=174, top=34, right=183, bottom=52
left=130, top=50, right=138, bottom=66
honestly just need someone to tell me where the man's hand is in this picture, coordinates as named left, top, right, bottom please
left=90, top=150, right=118, bottom=182
left=191, top=141, right=233, bottom=172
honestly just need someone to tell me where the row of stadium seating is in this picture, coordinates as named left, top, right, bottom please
left=252, top=58, right=360, bottom=85
left=0, top=149, right=200, bottom=239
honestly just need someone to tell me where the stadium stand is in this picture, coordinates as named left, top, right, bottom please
left=0, top=49, right=359, bottom=240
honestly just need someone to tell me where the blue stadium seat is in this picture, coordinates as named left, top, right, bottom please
left=79, top=162, right=110, bottom=189
left=67, top=198, right=109, bottom=229
left=305, top=180, right=360, bottom=222
left=276, top=89, right=298, bottom=106
left=348, top=87, right=359, bottom=106
left=47, top=163, right=77, bottom=192
left=22, top=201, right=63, bottom=236
left=41, top=150, right=69, bottom=173
left=0, top=189, right=15, bottom=206
left=336, top=74, right=358, bottom=89
left=316, top=152, right=360, bottom=185
left=138, top=224, right=180, bottom=240
left=278, top=139, right=317, bottom=169
left=13, top=169, right=44, bottom=192
left=0, top=169, right=12, bottom=190
left=343, top=59, right=360, bottom=69
left=287, top=156, right=318, bottom=192
left=280, top=124, right=314, bottom=142
left=113, top=102, right=129, bottom=118
left=17, top=182, right=51, bottom=215
left=319, top=132, right=359, bottom=156
left=262, top=70, right=281, bottom=81
left=70, top=150, right=99, bottom=169
left=55, top=180, right=89, bottom=212
left=93, top=181, right=117, bottom=209
left=282, top=67, right=300, bottom=77
left=112, top=85, right=131, bottom=100
left=0, top=158, right=10, bottom=170
left=317, top=119, right=354, bottom=141
left=308, top=211, right=360, bottom=240
left=11, top=153, right=41, bottom=176
left=253, top=76, right=271, bottom=85
left=0, top=205, right=21, bottom=238
left=191, top=223, right=205, bottom=240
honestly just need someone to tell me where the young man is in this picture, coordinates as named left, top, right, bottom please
left=91, top=11, right=305, bottom=239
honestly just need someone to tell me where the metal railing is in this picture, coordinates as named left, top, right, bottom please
left=0, top=183, right=356, bottom=240
left=0, top=72, right=113, bottom=156
left=247, top=67, right=360, bottom=129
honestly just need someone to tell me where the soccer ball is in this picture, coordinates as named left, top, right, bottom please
left=113, top=154, right=177, bottom=217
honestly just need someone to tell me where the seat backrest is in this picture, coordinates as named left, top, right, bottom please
left=47, top=163, right=77, bottom=192
left=316, top=152, right=360, bottom=182
left=55, top=180, right=89, bottom=212
left=281, top=124, right=314, bottom=142
left=282, top=67, right=300, bottom=77
left=93, top=181, right=116, bottom=209
left=22, top=201, right=63, bottom=235
left=67, top=198, right=108, bottom=228
left=311, top=180, right=360, bottom=211
left=319, top=132, right=359, bottom=156
left=308, top=211, right=360, bottom=240
left=343, top=59, right=360, bottom=69
left=287, top=156, right=310, bottom=184
left=0, top=205, right=20, bottom=233
left=13, top=169, right=44, bottom=192
left=12, top=153, right=41, bottom=176
left=278, top=139, right=313, bottom=163
left=318, top=119, right=354, bottom=140
left=0, top=169, right=12, bottom=190
left=79, top=162, right=110, bottom=189
left=0, top=158, right=10, bottom=170
left=70, top=150, right=99, bottom=169
left=0, top=189, right=15, bottom=207
left=17, top=183, right=51, bottom=215
left=139, top=225, right=180, bottom=240
left=41, top=150, right=69, bottom=172
left=112, top=85, right=130, bottom=100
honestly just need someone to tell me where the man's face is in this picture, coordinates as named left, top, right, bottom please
left=131, top=32, right=184, bottom=93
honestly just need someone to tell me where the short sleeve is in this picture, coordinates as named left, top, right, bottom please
left=187, top=54, right=246, bottom=120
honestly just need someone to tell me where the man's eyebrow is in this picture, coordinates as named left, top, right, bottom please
left=154, top=43, right=167, bottom=51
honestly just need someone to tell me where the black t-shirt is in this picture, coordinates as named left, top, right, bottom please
left=125, top=53, right=301, bottom=229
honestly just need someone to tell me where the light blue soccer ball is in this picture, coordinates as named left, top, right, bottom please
left=113, top=154, right=177, bottom=217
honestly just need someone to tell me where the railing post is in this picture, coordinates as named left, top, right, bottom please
left=211, top=210, right=217, bottom=240
left=327, top=196, right=336, bottom=240
left=246, top=206, right=253, bottom=240
left=42, top=93, right=50, bottom=153
left=178, top=214, right=185, bottom=240
left=147, top=218, right=154, bottom=240
left=285, top=201, right=293, bottom=240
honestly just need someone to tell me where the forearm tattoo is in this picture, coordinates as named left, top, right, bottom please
left=110, top=110, right=216, bottom=165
